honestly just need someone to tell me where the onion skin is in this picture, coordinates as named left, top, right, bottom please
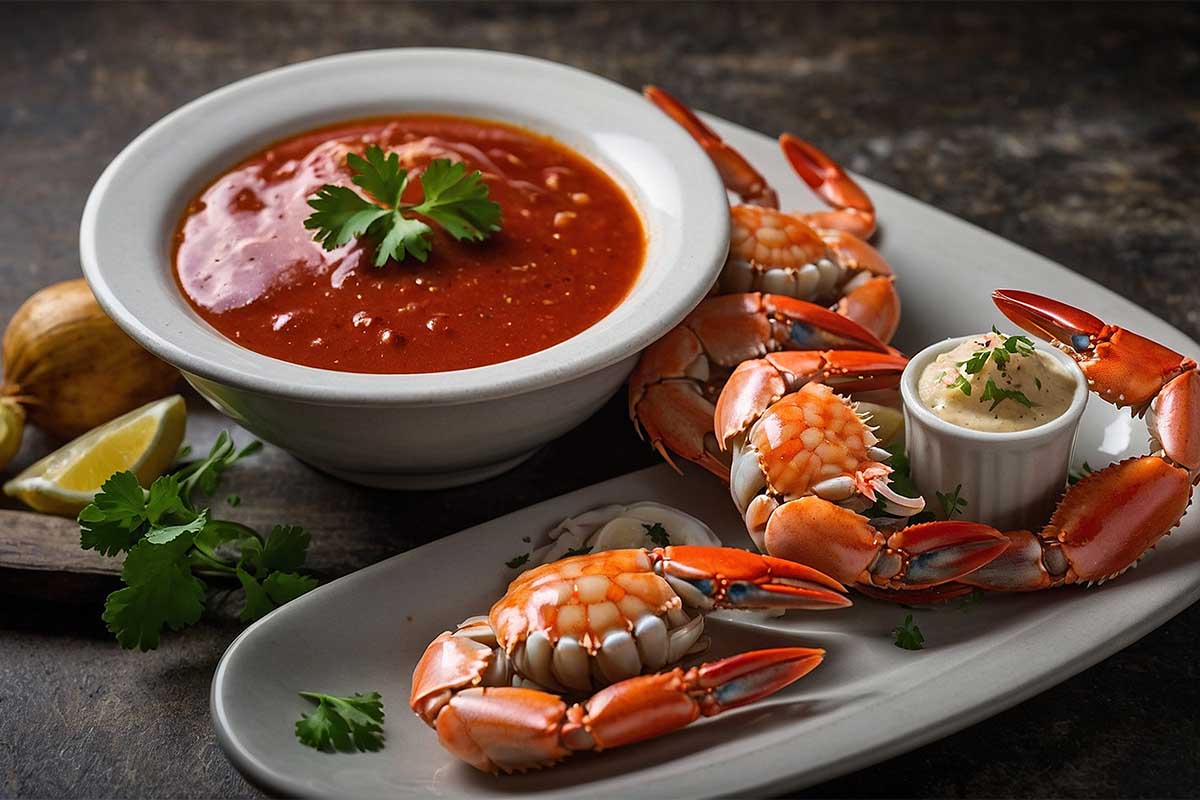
left=2, top=278, right=180, bottom=441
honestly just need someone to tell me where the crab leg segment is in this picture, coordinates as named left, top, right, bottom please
left=653, top=544, right=851, bottom=610
left=423, top=647, right=823, bottom=773
left=753, top=496, right=1010, bottom=590
left=643, top=85, right=778, bottom=208
left=962, top=456, right=1193, bottom=589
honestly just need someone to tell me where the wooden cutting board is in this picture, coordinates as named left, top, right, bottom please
left=0, top=510, right=121, bottom=600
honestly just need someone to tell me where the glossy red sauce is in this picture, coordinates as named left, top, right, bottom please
left=173, top=115, right=644, bottom=373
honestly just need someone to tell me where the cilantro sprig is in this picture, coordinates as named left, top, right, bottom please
left=935, top=484, right=967, bottom=519
left=296, top=691, right=385, bottom=753
left=78, top=432, right=317, bottom=651
left=304, top=146, right=501, bottom=266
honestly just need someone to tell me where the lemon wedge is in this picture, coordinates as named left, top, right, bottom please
left=3, top=394, right=186, bottom=516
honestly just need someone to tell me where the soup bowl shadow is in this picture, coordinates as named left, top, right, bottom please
left=80, top=49, right=729, bottom=488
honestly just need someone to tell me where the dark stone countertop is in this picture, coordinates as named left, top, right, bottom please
left=1, top=2, right=1198, bottom=797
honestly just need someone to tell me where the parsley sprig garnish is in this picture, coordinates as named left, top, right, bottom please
left=935, top=484, right=967, bottom=519
left=642, top=522, right=670, bottom=547
left=304, top=146, right=501, bottom=266
left=947, top=328, right=1038, bottom=412
left=980, top=378, right=1034, bottom=412
left=892, top=614, right=926, bottom=650
left=296, top=691, right=385, bottom=753
left=78, top=432, right=317, bottom=650
left=959, top=327, right=1037, bottom=375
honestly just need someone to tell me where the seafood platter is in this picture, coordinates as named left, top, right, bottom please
left=0, top=49, right=1184, bottom=797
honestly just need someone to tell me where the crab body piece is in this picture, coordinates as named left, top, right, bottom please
left=410, top=544, right=848, bottom=773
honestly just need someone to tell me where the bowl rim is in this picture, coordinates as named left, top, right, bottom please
left=79, top=48, right=729, bottom=406
left=900, top=332, right=1090, bottom=443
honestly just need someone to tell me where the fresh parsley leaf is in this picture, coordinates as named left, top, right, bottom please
left=102, top=534, right=206, bottom=651
left=296, top=691, right=385, bottom=752
left=144, top=508, right=208, bottom=545
left=348, top=147, right=408, bottom=207
left=79, top=471, right=149, bottom=556
left=642, top=522, right=670, bottom=547
left=1035, top=377, right=1043, bottom=391
left=980, top=379, right=1034, bottom=412
left=892, top=614, right=925, bottom=650
left=562, top=545, right=593, bottom=558
left=304, top=185, right=390, bottom=250
left=956, top=588, right=985, bottom=611
left=304, top=147, right=501, bottom=267
left=263, top=572, right=319, bottom=605
left=147, top=474, right=188, bottom=522
left=961, top=350, right=990, bottom=375
left=935, top=485, right=967, bottom=520
left=505, top=552, right=530, bottom=569
left=412, top=159, right=502, bottom=242
left=261, top=525, right=311, bottom=574
left=226, top=494, right=241, bottom=507
left=1068, top=461, right=1095, bottom=485
left=375, top=214, right=434, bottom=265
left=951, top=374, right=972, bottom=396
left=236, top=566, right=276, bottom=623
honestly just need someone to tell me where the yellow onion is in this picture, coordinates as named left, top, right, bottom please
left=1, top=278, right=180, bottom=468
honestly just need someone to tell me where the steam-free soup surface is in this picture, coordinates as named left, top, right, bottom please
left=174, top=115, right=644, bottom=373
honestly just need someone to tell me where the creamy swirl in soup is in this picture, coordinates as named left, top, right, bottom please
left=918, top=331, right=1076, bottom=433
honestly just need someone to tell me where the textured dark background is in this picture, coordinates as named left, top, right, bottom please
left=2, top=2, right=1199, bottom=797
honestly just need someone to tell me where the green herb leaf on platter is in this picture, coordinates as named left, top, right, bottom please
left=642, top=522, right=671, bottom=547
left=562, top=545, right=593, bottom=559
left=935, top=484, right=967, bottom=520
left=505, top=552, right=531, bottom=569
left=892, top=614, right=926, bottom=651
left=296, top=691, right=386, bottom=753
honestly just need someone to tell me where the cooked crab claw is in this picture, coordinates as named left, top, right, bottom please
left=778, top=133, right=875, bottom=239
left=423, top=646, right=824, bottom=773
left=756, top=497, right=1011, bottom=591
left=657, top=544, right=852, bottom=611
left=993, top=288, right=1196, bottom=412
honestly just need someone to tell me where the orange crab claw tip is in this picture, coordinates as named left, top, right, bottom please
left=758, top=553, right=849, bottom=593
left=992, top=289, right=1104, bottom=346
left=889, top=521, right=1011, bottom=587
left=698, top=647, right=825, bottom=710
left=754, top=582, right=854, bottom=609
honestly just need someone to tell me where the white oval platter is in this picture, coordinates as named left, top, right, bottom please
left=210, top=112, right=1200, bottom=799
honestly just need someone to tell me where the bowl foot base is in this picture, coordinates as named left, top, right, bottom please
left=313, top=449, right=539, bottom=490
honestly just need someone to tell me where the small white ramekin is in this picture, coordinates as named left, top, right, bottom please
left=900, top=335, right=1089, bottom=530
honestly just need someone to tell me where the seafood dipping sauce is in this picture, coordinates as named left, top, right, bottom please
left=918, top=332, right=1077, bottom=433
left=173, top=115, right=645, bottom=374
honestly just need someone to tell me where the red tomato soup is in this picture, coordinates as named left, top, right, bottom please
left=173, top=116, right=645, bottom=374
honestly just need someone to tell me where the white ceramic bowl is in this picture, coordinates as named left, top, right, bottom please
left=79, top=49, right=729, bottom=488
left=900, top=335, right=1089, bottom=530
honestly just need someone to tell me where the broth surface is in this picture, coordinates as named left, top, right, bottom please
left=174, top=115, right=645, bottom=373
